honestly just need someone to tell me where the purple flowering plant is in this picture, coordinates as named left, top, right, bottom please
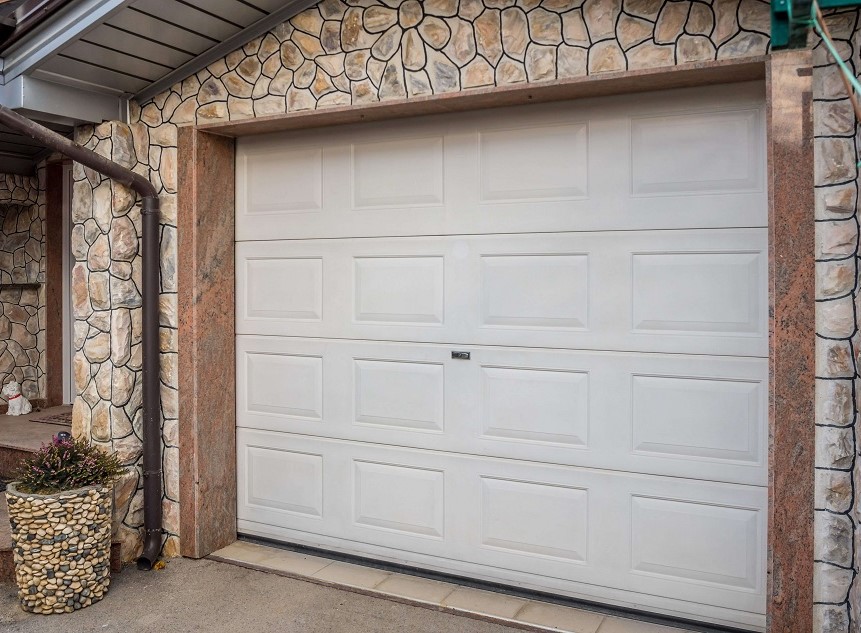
left=15, top=436, right=123, bottom=495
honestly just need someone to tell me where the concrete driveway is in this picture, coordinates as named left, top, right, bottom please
left=0, top=557, right=523, bottom=633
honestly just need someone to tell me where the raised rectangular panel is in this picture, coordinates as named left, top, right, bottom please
left=244, top=257, right=323, bottom=320
left=631, top=109, right=763, bottom=196
left=632, top=375, right=761, bottom=462
left=632, top=252, right=761, bottom=334
left=481, top=255, right=588, bottom=329
left=246, top=353, right=323, bottom=420
left=243, top=147, right=322, bottom=214
left=480, top=123, right=588, bottom=201
left=481, top=366, right=588, bottom=446
left=481, top=477, right=588, bottom=561
left=352, top=136, right=444, bottom=208
left=355, top=360, right=444, bottom=431
left=353, top=461, right=444, bottom=538
left=631, top=496, right=760, bottom=589
left=354, top=257, right=444, bottom=324
left=246, top=446, right=323, bottom=517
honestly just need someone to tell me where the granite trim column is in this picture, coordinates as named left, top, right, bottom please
left=177, top=127, right=237, bottom=558
left=766, top=50, right=815, bottom=633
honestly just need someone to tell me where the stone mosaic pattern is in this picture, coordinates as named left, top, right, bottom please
left=0, top=173, right=45, bottom=404
left=133, top=0, right=772, bottom=128
left=62, top=2, right=861, bottom=629
left=4, top=483, right=112, bottom=614
left=812, top=10, right=861, bottom=631
left=68, top=121, right=175, bottom=561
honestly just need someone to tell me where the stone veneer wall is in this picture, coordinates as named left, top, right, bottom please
left=812, top=9, right=861, bottom=630
left=65, top=0, right=861, bottom=629
left=0, top=173, right=45, bottom=403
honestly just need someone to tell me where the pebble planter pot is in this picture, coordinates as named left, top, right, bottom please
left=4, top=483, right=112, bottom=614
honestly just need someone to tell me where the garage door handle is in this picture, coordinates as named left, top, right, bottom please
left=451, top=351, right=470, bottom=360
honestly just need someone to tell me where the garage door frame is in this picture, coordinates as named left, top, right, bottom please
left=175, top=50, right=814, bottom=632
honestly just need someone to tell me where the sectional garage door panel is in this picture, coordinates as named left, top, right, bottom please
left=235, top=84, right=768, bottom=630
left=237, top=429, right=767, bottom=619
left=236, top=229, right=768, bottom=357
left=236, top=336, right=767, bottom=485
left=235, top=83, right=766, bottom=242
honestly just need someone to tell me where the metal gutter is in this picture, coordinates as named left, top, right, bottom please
left=133, top=0, right=317, bottom=104
left=0, top=104, right=163, bottom=570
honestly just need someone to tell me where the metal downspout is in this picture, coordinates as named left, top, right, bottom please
left=0, top=105, right=163, bottom=570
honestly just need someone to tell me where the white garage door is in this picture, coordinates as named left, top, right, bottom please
left=235, top=82, right=768, bottom=631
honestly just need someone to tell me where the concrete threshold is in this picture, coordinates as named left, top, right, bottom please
left=210, top=540, right=697, bottom=633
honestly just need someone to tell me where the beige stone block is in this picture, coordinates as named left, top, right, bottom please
left=293, top=31, right=325, bottom=58
left=516, top=601, right=604, bottom=632
left=815, top=469, right=853, bottom=513
left=341, top=7, right=380, bottom=51
left=313, top=561, right=391, bottom=589
left=583, top=0, right=620, bottom=40
left=372, top=24, right=403, bottom=61
left=374, top=574, right=457, bottom=604
left=462, top=56, right=495, bottom=88
left=816, top=260, right=855, bottom=300
left=459, top=0, right=485, bottom=20
left=816, top=378, right=853, bottom=427
left=380, top=55, right=407, bottom=100
left=365, top=5, right=397, bottom=32
left=814, top=511, right=853, bottom=568
left=817, top=219, right=857, bottom=260
left=676, top=34, right=716, bottom=62
left=626, top=40, right=674, bottom=70
left=475, top=9, right=502, bottom=64
left=345, top=50, right=370, bottom=80
left=427, top=48, right=460, bottom=92
left=501, top=7, right=529, bottom=60
left=737, top=0, right=770, bottom=33
left=623, top=0, right=663, bottom=20
left=443, top=587, right=527, bottom=619
left=402, top=27, right=426, bottom=70
left=818, top=295, right=854, bottom=338
left=588, top=39, right=625, bottom=73
left=616, top=13, right=652, bottom=50
left=814, top=560, right=853, bottom=603
left=717, top=30, right=768, bottom=58
left=406, top=69, right=433, bottom=97
left=425, top=0, right=459, bottom=17
left=419, top=16, right=451, bottom=49
left=528, top=7, right=562, bottom=44
left=399, top=0, right=423, bottom=28
left=292, top=7, right=324, bottom=36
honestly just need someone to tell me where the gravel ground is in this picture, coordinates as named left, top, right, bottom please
left=0, top=557, right=522, bottom=633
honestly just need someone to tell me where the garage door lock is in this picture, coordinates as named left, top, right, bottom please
left=451, top=351, right=470, bottom=360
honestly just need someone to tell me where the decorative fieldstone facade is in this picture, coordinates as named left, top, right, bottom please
left=4, top=483, right=112, bottom=614
left=812, top=9, right=861, bottom=630
left=63, top=0, right=861, bottom=629
left=69, top=121, right=165, bottom=561
left=0, top=173, right=45, bottom=404
left=130, top=0, right=772, bottom=129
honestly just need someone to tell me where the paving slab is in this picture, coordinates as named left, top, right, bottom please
left=211, top=541, right=701, bottom=633
left=0, top=557, right=525, bottom=633
left=0, top=405, right=72, bottom=452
